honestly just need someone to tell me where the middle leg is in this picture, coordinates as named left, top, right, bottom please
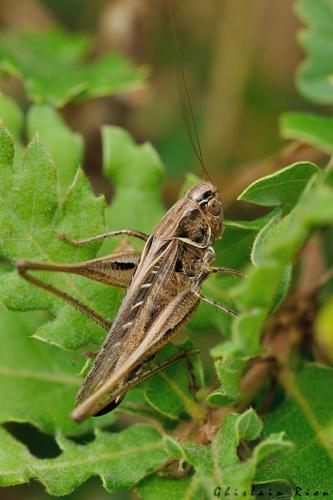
left=194, top=291, right=238, bottom=317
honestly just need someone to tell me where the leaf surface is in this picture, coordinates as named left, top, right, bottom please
left=0, top=310, right=111, bottom=435
left=256, top=364, right=333, bottom=493
left=27, top=104, right=83, bottom=195
left=238, top=161, right=320, bottom=213
left=0, top=92, right=23, bottom=138
left=296, top=0, right=333, bottom=104
left=211, top=168, right=333, bottom=405
left=137, top=476, right=194, bottom=500
left=0, top=125, right=116, bottom=351
left=0, top=424, right=168, bottom=494
left=140, top=343, right=205, bottom=420
left=0, top=124, right=201, bottom=429
left=281, top=112, right=333, bottom=154
left=101, top=126, right=164, bottom=254
left=165, top=409, right=290, bottom=497
left=0, top=29, right=146, bottom=107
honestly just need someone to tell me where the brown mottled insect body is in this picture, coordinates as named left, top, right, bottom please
left=17, top=181, right=242, bottom=421
left=74, top=183, right=221, bottom=414
left=14, top=3, right=245, bottom=422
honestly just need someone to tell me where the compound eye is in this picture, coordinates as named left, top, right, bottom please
left=207, top=197, right=221, bottom=216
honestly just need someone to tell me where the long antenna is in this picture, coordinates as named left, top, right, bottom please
left=165, top=2, right=211, bottom=181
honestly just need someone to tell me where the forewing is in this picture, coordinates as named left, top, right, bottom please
left=76, top=236, right=180, bottom=405
left=72, top=285, right=199, bottom=421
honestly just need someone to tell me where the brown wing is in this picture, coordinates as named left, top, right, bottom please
left=75, top=194, right=212, bottom=410
left=76, top=236, right=181, bottom=404
left=72, top=285, right=199, bottom=421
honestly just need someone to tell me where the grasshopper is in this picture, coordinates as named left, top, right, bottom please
left=17, top=181, right=242, bottom=421
left=17, top=2, right=243, bottom=422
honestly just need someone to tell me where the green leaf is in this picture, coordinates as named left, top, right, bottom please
left=0, top=93, right=24, bottom=167
left=296, top=0, right=333, bottom=104
left=216, top=214, right=276, bottom=269
left=0, top=310, right=111, bottom=435
left=280, top=112, right=333, bottom=154
left=237, top=407, right=263, bottom=440
left=191, top=213, right=275, bottom=336
left=0, top=424, right=168, bottom=494
left=101, top=125, right=164, bottom=254
left=251, top=210, right=292, bottom=312
left=27, top=104, right=83, bottom=195
left=0, top=125, right=115, bottom=351
left=1, top=95, right=331, bottom=498
left=0, top=99, right=84, bottom=190
left=214, top=167, right=333, bottom=403
left=256, top=364, right=333, bottom=493
left=207, top=357, right=245, bottom=406
left=0, top=122, right=183, bottom=428
left=140, top=342, right=205, bottom=420
left=0, top=92, right=23, bottom=138
left=0, top=29, right=146, bottom=107
left=176, top=409, right=290, bottom=496
left=0, top=426, right=32, bottom=486
left=238, top=161, right=320, bottom=213
left=137, top=476, right=193, bottom=500
left=0, top=93, right=24, bottom=170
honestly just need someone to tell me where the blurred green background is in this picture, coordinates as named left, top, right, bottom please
left=0, top=0, right=320, bottom=499
left=0, top=0, right=314, bottom=211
